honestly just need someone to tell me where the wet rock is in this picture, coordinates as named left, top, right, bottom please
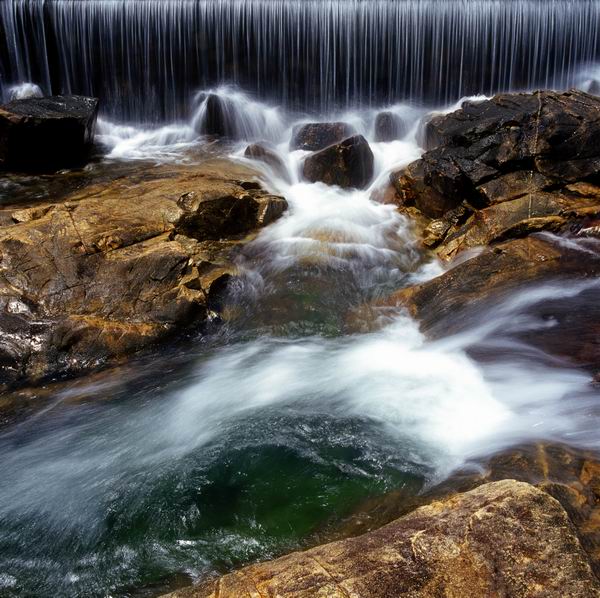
left=477, top=170, right=556, bottom=205
left=195, top=93, right=236, bottom=138
left=428, top=89, right=600, bottom=179
left=0, top=162, right=287, bottom=387
left=0, top=95, right=99, bottom=172
left=437, top=192, right=600, bottom=260
left=176, top=183, right=286, bottom=239
left=303, top=134, right=374, bottom=189
left=390, top=159, right=463, bottom=218
left=290, top=121, right=355, bottom=151
left=390, top=90, right=600, bottom=256
left=374, top=111, right=407, bottom=142
left=244, top=142, right=290, bottom=182
left=421, top=203, right=470, bottom=248
left=164, top=480, right=600, bottom=598
left=385, top=235, right=600, bottom=337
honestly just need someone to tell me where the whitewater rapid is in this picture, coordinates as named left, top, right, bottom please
left=6, top=86, right=600, bottom=478
left=2, top=85, right=600, bottom=597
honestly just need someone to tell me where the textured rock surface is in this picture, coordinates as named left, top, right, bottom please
left=291, top=122, right=356, bottom=151
left=163, top=480, right=600, bottom=598
left=0, top=160, right=286, bottom=387
left=0, top=95, right=99, bottom=171
left=389, top=90, right=600, bottom=257
left=324, top=444, right=600, bottom=583
left=303, top=135, right=374, bottom=189
left=384, top=235, right=600, bottom=337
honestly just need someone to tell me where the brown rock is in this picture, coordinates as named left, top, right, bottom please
left=421, top=203, right=470, bottom=248
left=163, top=480, right=600, bottom=598
left=244, top=142, right=290, bottom=182
left=390, top=159, right=461, bottom=218
left=437, top=193, right=600, bottom=261
left=334, top=444, right=600, bottom=582
left=386, top=235, right=600, bottom=336
left=303, top=135, right=374, bottom=189
left=290, top=122, right=355, bottom=151
left=0, top=162, right=287, bottom=386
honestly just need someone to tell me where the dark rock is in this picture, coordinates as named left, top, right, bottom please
left=424, top=89, right=600, bottom=172
left=303, top=135, right=374, bottom=189
left=244, top=142, right=290, bottom=182
left=390, top=90, right=600, bottom=256
left=0, top=95, right=99, bottom=172
left=374, top=111, right=407, bottom=142
left=290, top=121, right=355, bottom=151
left=390, top=160, right=463, bottom=218
left=588, top=80, right=600, bottom=97
left=195, top=93, right=237, bottom=138
left=477, top=170, right=556, bottom=204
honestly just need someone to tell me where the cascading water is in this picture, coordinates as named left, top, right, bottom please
left=2, top=1, right=600, bottom=597
left=2, top=0, right=600, bottom=120
left=2, top=88, right=600, bottom=596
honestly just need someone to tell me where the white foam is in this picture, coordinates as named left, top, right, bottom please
left=96, top=118, right=197, bottom=161
left=6, top=82, right=43, bottom=101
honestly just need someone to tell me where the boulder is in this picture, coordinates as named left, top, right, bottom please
left=388, top=90, right=600, bottom=256
left=290, top=121, right=355, bottom=151
left=374, top=111, right=407, bottom=142
left=303, top=135, right=374, bottom=189
left=244, top=142, right=290, bottom=182
left=0, top=95, right=99, bottom=172
left=329, top=443, right=600, bottom=582
left=163, top=480, right=600, bottom=598
left=0, top=161, right=287, bottom=387
left=195, top=93, right=236, bottom=138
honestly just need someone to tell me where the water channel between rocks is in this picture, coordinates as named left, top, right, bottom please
left=0, top=86, right=599, bottom=597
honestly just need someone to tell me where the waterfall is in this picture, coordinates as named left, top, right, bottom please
left=1, top=0, right=599, bottom=121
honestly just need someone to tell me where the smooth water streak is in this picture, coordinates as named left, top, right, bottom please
left=2, top=0, right=600, bottom=119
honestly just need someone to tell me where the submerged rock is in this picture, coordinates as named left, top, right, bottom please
left=0, top=161, right=287, bottom=387
left=374, top=110, right=407, bottom=142
left=0, top=95, right=99, bottom=172
left=244, top=142, right=290, bottom=182
left=164, top=480, right=600, bottom=597
left=290, top=121, right=355, bottom=151
left=303, top=134, right=374, bottom=189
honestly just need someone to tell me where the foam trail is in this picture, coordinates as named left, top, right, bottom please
left=96, top=119, right=198, bottom=161
left=191, top=87, right=287, bottom=142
